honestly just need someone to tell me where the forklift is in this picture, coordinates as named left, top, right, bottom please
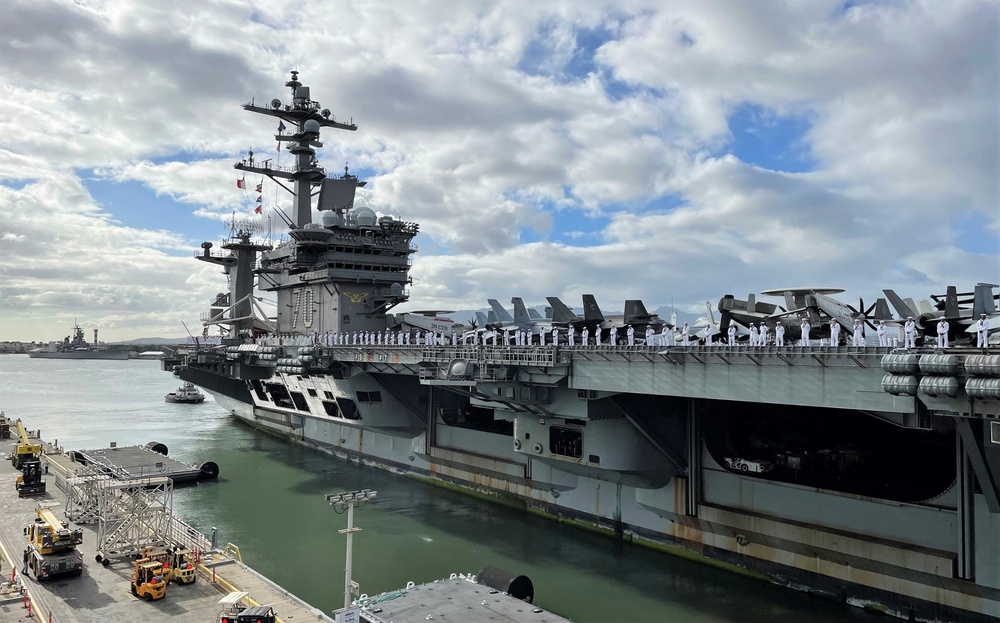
left=130, top=559, right=168, bottom=601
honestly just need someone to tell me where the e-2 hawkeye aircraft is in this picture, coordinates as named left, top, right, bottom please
left=719, top=287, right=892, bottom=344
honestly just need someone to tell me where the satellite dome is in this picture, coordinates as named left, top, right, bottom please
left=389, top=283, right=404, bottom=297
left=355, top=207, right=377, bottom=227
left=304, top=119, right=320, bottom=134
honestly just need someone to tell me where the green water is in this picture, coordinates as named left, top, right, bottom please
left=0, top=357, right=880, bottom=622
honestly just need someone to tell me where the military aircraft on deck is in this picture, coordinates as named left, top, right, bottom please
left=883, top=283, right=999, bottom=343
left=719, top=288, right=892, bottom=344
left=546, top=294, right=668, bottom=339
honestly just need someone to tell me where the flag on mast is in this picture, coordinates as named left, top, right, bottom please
left=236, top=177, right=245, bottom=189
left=255, top=183, right=262, bottom=193
left=255, top=205, right=262, bottom=214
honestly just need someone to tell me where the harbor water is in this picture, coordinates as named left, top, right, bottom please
left=0, top=356, right=882, bottom=622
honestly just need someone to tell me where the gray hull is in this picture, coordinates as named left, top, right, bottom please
left=181, top=345, right=1000, bottom=623
left=27, top=350, right=129, bottom=360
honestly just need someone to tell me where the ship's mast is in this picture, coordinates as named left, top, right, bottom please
left=235, top=70, right=359, bottom=228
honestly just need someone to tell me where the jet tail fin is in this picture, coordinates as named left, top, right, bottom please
left=582, top=294, right=605, bottom=324
left=488, top=299, right=514, bottom=323
left=546, top=297, right=582, bottom=324
left=872, top=298, right=892, bottom=320
left=511, top=297, right=531, bottom=325
left=944, top=286, right=960, bottom=318
left=624, top=300, right=658, bottom=325
left=883, top=289, right=917, bottom=319
left=476, top=312, right=489, bottom=327
left=973, top=283, right=999, bottom=317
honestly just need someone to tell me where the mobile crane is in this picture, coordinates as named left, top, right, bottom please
left=10, top=419, right=42, bottom=469
left=24, top=506, right=84, bottom=580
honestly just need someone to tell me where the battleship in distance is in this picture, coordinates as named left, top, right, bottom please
left=27, top=323, right=128, bottom=360
left=164, top=71, right=1000, bottom=622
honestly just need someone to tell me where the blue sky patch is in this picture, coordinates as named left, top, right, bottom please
left=953, top=212, right=1000, bottom=255
left=0, top=179, right=31, bottom=191
left=82, top=175, right=223, bottom=247
left=725, top=103, right=816, bottom=173
left=519, top=24, right=615, bottom=81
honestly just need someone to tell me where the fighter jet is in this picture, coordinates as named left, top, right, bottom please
left=884, top=283, right=999, bottom=344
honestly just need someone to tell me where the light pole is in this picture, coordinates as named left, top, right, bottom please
left=326, top=489, right=377, bottom=611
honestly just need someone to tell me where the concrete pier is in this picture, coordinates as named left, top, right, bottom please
left=0, top=437, right=331, bottom=623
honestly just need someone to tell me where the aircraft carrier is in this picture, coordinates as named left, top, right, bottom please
left=165, top=71, right=1000, bottom=622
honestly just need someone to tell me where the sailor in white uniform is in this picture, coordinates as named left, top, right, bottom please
left=800, top=318, right=811, bottom=347
left=775, top=323, right=785, bottom=347
left=937, top=319, right=949, bottom=348
left=681, top=323, right=690, bottom=346
left=627, top=325, right=635, bottom=346
left=877, top=320, right=888, bottom=347
left=661, top=326, right=670, bottom=347
left=538, top=328, right=545, bottom=347
left=552, top=326, right=559, bottom=346
left=610, top=325, right=618, bottom=346
left=727, top=324, right=737, bottom=346
left=977, top=314, right=990, bottom=348
left=830, top=321, right=840, bottom=347
left=581, top=327, right=589, bottom=346
left=645, top=326, right=655, bottom=346
left=852, top=319, right=864, bottom=347
left=904, top=317, right=916, bottom=348
left=749, top=323, right=759, bottom=347
left=568, top=326, right=576, bottom=347
left=759, top=323, right=769, bottom=346
left=595, top=327, right=602, bottom=346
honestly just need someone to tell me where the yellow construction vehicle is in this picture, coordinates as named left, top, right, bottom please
left=138, top=545, right=197, bottom=585
left=15, top=458, right=46, bottom=497
left=23, top=506, right=84, bottom=580
left=130, top=559, right=168, bottom=601
left=138, top=546, right=173, bottom=581
left=170, top=545, right=197, bottom=584
left=10, top=420, right=42, bottom=469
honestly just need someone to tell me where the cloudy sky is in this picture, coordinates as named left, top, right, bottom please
left=0, top=0, right=996, bottom=342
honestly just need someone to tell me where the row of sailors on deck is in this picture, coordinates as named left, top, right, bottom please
left=271, top=313, right=990, bottom=349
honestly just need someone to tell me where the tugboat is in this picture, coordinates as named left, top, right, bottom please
left=165, top=382, right=206, bottom=404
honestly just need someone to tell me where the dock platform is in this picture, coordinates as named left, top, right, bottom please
left=1, top=432, right=570, bottom=623
left=69, top=443, right=212, bottom=483
left=0, top=441, right=329, bottom=623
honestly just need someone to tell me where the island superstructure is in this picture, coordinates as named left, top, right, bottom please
left=166, top=71, right=1000, bottom=623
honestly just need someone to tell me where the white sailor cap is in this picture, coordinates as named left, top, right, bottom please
left=907, top=316, right=913, bottom=319
left=982, top=313, right=988, bottom=317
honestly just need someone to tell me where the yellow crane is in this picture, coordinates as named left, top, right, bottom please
left=10, top=419, right=42, bottom=469
left=23, top=506, right=84, bottom=579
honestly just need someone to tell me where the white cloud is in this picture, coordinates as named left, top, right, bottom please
left=0, top=0, right=995, bottom=340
